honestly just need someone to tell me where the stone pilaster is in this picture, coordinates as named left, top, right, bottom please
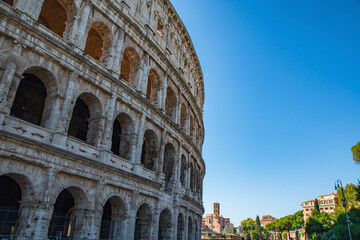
left=136, top=53, right=150, bottom=95
left=159, top=74, right=168, bottom=110
left=151, top=203, right=160, bottom=240
left=0, top=42, right=24, bottom=127
left=52, top=71, right=77, bottom=147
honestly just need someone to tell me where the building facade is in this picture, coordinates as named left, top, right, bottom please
left=302, top=193, right=337, bottom=221
left=260, top=215, right=277, bottom=227
left=0, top=0, right=205, bottom=239
left=202, top=203, right=231, bottom=234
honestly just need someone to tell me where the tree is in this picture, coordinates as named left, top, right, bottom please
left=313, top=199, right=320, bottom=214
left=351, top=141, right=360, bottom=164
left=333, top=208, right=360, bottom=240
left=255, top=215, right=263, bottom=240
left=241, top=218, right=256, bottom=235
left=305, top=211, right=332, bottom=236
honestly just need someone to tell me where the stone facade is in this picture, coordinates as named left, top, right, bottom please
left=0, top=0, right=205, bottom=239
left=202, top=203, right=230, bottom=234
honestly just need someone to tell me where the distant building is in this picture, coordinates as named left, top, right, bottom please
left=302, top=193, right=338, bottom=221
left=260, top=215, right=278, bottom=227
left=202, top=202, right=231, bottom=233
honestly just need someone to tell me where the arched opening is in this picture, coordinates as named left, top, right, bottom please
left=163, top=143, right=175, bottom=193
left=189, top=115, right=194, bottom=139
left=177, top=213, right=184, bottom=240
left=134, top=204, right=152, bottom=240
left=190, top=162, right=194, bottom=191
left=180, top=155, right=187, bottom=187
left=158, top=209, right=172, bottom=240
left=68, top=98, right=89, bottom=142
left=157, top=19, right=164, bottom=36
left=195, top=219, right=199, bottom=240
left=188, top=217, right=193, bottom=240
left=111, top=113, right=135, bottom=160
left=180, top=104, right=187, bottom=130
left=165, top=87, right=177, bottom=122
left=48, top=187, right=88, bottom=239
left=2, top=0, right=14, bottom=6
left=38, top=0, right=68, bottom=37
left=100, top=196, right=126, bottom=240
left=84, top=22, right=111, bottom=62
left=10, top=73, right=47, bottom=126
left=68, top=93, right=103, bottom=146
left=146, top=70, right=160, bottom=104
left=0, top=176, right=21, bottom=235
left=120, top=48, right=140, bottom=85
left=140, top=130, right=158, bottom=171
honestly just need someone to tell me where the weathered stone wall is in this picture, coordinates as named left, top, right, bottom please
left=0, top=0, right=205, bottom=239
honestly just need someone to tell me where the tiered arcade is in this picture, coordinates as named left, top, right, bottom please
left=0, top=0, right=205, bottom=239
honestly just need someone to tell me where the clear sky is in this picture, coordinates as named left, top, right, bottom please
left=170, top=0, right=360, bottom=225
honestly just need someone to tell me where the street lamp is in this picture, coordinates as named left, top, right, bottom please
left=335, top=179, right=352, bottom=240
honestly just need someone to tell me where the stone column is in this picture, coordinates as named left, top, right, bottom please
left=184, top=209, right=189, bottom=240
left=86, top=208, right=103, bottom=240
left=135, top=53, right=150, bottom=95
left=16, top=167, right=57, bottom=238
left=52, top=71, right=78, bottom=147
left=0, top=42, right=24, bottom=127
left=172, top=203, right=179, bottom=239
left=159, top=74, right=168, bottom=110
left=151, top=203, right=160, bottom=240
left=176, top=93, right=182, bottom=124
left=108, top=29, right=125, bottom=75
left=99, top=95, right=116, bottom=162
left=133, top=114, right=146, bottom=173
left=174, top=142, right=182, bottom=190
left=157, top=129, right=166, bottom=181
left=126, top=191, right=138, bottom=240
left=68, top=2, right=92, bottom=49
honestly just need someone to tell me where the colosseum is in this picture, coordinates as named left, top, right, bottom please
left=0, top=0, right=205, bottom=239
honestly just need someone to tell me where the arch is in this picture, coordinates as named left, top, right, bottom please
left=180, top=104, right=187, bottom=130
left=68, top=92, right=103, bottom=146
left=165, top=87, right=177, bottom=122
left=120, top=47, right=140, bottom=85
left=194, top=219, right=199, bottom=240
left=158, top=208, right=172, bottom=240
left=111, top=113, right=135, bottom=160
left=163, top=143, right=176, bottom=193
left=48, top=186, right=88, bottom=239
left=134, top=203, right=152, bottom=240
left=190, top=162, right=194, bottom=190
left=0, top=175, right=22, bottom=235
left=146, top=69, right=161, bottom=104
left=38, top=0, right=76, bottom=37
left=177, top=213, right=185, bottom=240
left=100, top=196, right=127, bottom=240
left=10, top=67, right=58, bottom=128
left=189, top=115, right=194, bottom=139
left=180, top=155, right=187, bottom=187
left=140, top=130, right=158, bottom=171
left=187, top=216, right=193, bottom=240
left=84, top=21, right=112, bottom=62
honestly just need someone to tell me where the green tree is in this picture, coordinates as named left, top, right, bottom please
left=255, top=215, right=263, bottom=240
left=305, top=211, right=332, bottom=236
left=333, top=208, right=360, bottom=240
left=351, top=141, right=360, bottom=164
left=313, top=199, right=320, bottom=214
left=241, top=218, right=256, bottom=235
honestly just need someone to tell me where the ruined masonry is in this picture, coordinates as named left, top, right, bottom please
left=0, top=0, right=205, bottom=239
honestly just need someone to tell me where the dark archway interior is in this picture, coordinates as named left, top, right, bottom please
left=48, top=189, right=75, bottom=238
left=134, top=204, right=151, bottom=240
left=111, top=119, right=122, bottom=155
left=141, top=130, right=157, bottom=171
left=38, top=0, right=67, bottom=37
left=10, top=73, right=47, bottom=126
left=177, top=214, right=184, bottom=240
left=100, top=200, right=112, bottom=240
left=158, top=209, right=172, bottom=240
left=188, top=217, right=193, bottom=240
left=68, top=98, right=90, bottom=142
left=0, top=176, right=21, bottom=235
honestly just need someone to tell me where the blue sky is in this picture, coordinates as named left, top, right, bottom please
left=170, top=0, right=360, bottom=225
